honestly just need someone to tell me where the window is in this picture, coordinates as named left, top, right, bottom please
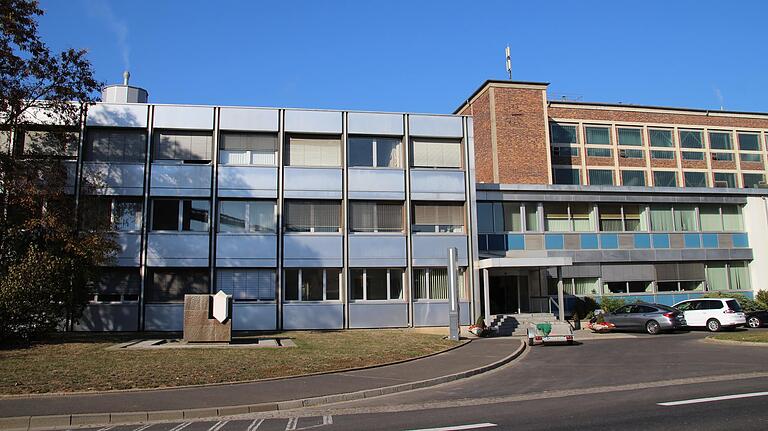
left=284, top=200, right=341, bottom=232
left=729, top=262, right=751, bottom=290
left=478, top=202, right=522, bottom=233
left=723, top=205, right=743, bottom=231
left=151, top=199, right=209, bottom=232
left=587, top=147, right=612, bottom=158
left=286, top=136, right=341, bottom=167
left=547, top=277, right=600, bottom=296
left=650, top=205, right=674, bottom=231
left=219, top=132, right=277, bottom=165
left=413, top=267, right=466, bottom=299
left=0, top=130, right=10, bottom=154
left=85, top=129, right=146, bottom=162
left=653, top=171, right=677, bottom=187
left=218, top=200, right=276, bottom=233
left=706, top=263, right=729, bottom=291
left=649, top=129, right=674, bottom=147
left=81, top=197, right=143, bottom=232
left=585, top=126, right=610, bottom=145
left=349, top=201, right=403, bottom=232
left=553, top=168, right=580, bottom=185
left=713, top=172, right=737, bottom=188
left=550, top=123, right=578, bottom=144
left=147, top=269, right=209, bottom=302
left=740, top=153, right=762, bottom=162
left=650, top=150, right=674, bottom=160
left=154, top=130, right=212, bottom=163
left=684, top=171, right=707, bottom=187
left=21, top=129, right=79, bottom=157
left=525, top=204, right=538, bottom=232
left=743, top=173, right=765, bottom=188
left=712, top=152, right=734, bottom=161
left=602, top=281, right=652, bottom=295
left=619, top=149, right=644, bottom=158
left=673, top=204, right=696, bottom=231
left=617, top=128, right=643, bottom=146
left=738, top=133, right=761, bottom=151
left=217, top=269, right=275, bottom=301
left=621, top=170, right=645, bottom=186
left=544, top=203, right=594, bottom=232
left=552, top=146, right=579, bottom=157
left=598, top=204, right=622, bottom=231
left=412, top=139, right=462, bottom=168
left=350, top=268, right=403, bottom=300
left=284, top=268, right=340, bottom=301
left=588, top=169, right=614, bottom=186
left=709, top=131, right=733, bottom=150
left=88, top=268, right=141, bottom=302
left=599, top=204, right=646, bottom=231
left=348, top=137, right=401, bottom=168
left=680, top=130, right=703, bottom=149
left=412, top=203, right=464, bottom=233
left=681, top=151, right=705, bottom=161
left=699, top=204, right=743, bottom=231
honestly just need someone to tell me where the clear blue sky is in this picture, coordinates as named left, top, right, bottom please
left=38, top=0, right=768, bottom=114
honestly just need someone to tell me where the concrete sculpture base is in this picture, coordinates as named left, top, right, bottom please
left=183, top=294, right=232, bottom=343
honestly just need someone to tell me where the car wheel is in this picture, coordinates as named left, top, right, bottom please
left=528, top=337, right=535, bottom=346
left=748, top=316, right=762, bottom=328
left=646, top=320, right=661, bottom=335
left=706, top=319, right=722, bottom=332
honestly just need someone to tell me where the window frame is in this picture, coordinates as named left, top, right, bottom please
left=152, top=129, right=213, bottom=164
left=218, top=132, right=278, bottom=166
left=616, top=127, right=644, bottom=146
left=349, top=201, right=404, bottom=233
left=549, top=123, right=579, bottom=145
left=150, top=198, right=210, bottom=232
left=410, top=138, right=463, bottom=169
left=283, top=268, right=342, bottom=302
left=217, top=199, right=277, bottom=234
left=348, top=136, right=403, bottom=169
left=84, top=127, right=147, bottom=163
left=349, top=268, right=405, bottom=301
left=285, top=134, right=342, bottom=167
left=411, top=202, right=465, bottom=233
left=284, top=200, right=342, bottom=233
left=648, top=128, right=674, bottom=148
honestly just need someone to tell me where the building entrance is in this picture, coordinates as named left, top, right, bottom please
left=489, top=275, right=529, bottom=314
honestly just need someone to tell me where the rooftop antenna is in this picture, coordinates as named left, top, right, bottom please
left=505, top=45, right=512, bottom=80
left=123, top=70, right=130, bottom=86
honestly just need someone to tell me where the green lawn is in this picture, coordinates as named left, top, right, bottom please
left=0, top=330, right=458, bottom=395
left=711, top=331, right=768, bottom=343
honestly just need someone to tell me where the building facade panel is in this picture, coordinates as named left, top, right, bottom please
left=153, top=105, right=214, bottom=129
left=219, top=107, right=279, bottom=132
left=410, top=170, right=466, bottom=200
left=283, top=235, right=343, bottom=267
left=146, top=233, right=210, bottom=266
left=348, top=168, right=405, bottom=200
left=86, top=103, right=148, bottom=128
left=349, top=303, right=408, bottom=328
left=283, top=303, right=344, bottom=329
left=150, top=164, right=212, bottom=197
left=283, top=167, right=342, bottom=199
left=408, top=115, right=463, bottom=138
left=348, top=235, right=407, bottom=267
left=82, top=162, right=145, bottom=195
left=217, top=166, right=278, bottom=198
left=284, top=110, right=342, bottom=134
left=215, top=234, right=278, bottom=267
left=347, top=112, right=404, bottom=136
left=411, top=235, right=469, bottom=266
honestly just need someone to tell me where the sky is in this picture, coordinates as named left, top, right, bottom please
left=37, top=0, right=768, bottom=114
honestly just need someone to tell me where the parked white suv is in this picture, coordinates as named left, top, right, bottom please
left=672, top=298, right=746, bottom=332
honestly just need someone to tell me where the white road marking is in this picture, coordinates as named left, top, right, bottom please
left=168, top=422, right=192, bottom=431
left=246, top=419, right=264, bottom=431
left=285, top=417, right=298, bottom=431
left=322, top=415, right=333, bottom=425
left=96, top=427, right=114, bottom=431
left=207, top=421, right=229, bottom=431
left=404, top=424, right=497, bottom=431
left=658, top=391, right=768, bottom=406
left=133, top=424, right=153, bottom=431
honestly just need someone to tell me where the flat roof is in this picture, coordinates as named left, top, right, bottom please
left=476, top=183, right=768, bottom=196
left=453, top=79, right=551, bottom=114
left=548, top=99, right=768, bottom=119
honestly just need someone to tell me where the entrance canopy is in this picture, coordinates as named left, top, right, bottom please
left=477, top=256, right=573, bottom=270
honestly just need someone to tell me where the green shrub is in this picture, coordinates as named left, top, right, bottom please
left=474, top=316, right=486, bottom=328
left=598, top=297, right=626, bottom=313
left=756, top=290, right=768, bottom=310
left=702, top=291, right=762, bottom=312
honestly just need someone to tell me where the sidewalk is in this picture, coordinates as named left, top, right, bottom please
left=0, top=337, right=523, bottom=427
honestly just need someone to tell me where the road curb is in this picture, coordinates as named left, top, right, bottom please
left=703, top=336, right=768, bottom=347
left=0, top=339, right=525, bottom=431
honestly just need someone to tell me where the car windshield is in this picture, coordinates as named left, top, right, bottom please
left=726, top=300, right=742, bottom=312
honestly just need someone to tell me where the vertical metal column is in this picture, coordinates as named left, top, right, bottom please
left=341, top=112, right=350, bottom=328
left=556, top=266, right=565, bottom=321
left=276, top=110, right=285, bottom=331
left=137, top=106, right=154, bottom=331
left=483, top=268, right=491, bottom=323
left=209, top=108, right=220, bottom=292
left=404, top=114, right=414, bottom=327
left=447, top=247, right=460, bottom=341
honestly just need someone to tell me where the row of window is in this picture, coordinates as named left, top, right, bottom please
left=7, top=129, right=464, bottom=169
left=554, top=168, right=764, bottom=188
left=556, top=146, right=765, bottom=164
left=551, top=123, right=766, bottom=151
left=82, top=197, right=466, bottom=234
left=478, top=202, right=743, bottom=233
left=89, top=267, right=468, bottom=303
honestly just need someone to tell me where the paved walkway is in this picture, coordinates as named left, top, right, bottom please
left=0, top=337, right=522, bottom=419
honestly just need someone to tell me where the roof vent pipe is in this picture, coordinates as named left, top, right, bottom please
left=101, top=70, right=148, bottom=104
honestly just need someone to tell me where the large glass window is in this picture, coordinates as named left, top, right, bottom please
left=350, top=268, right=403, bottom=301
left=552, top=146, right=579, bottom=157
left=729, top=262, right=751, bottom=290
left=653, top=171, right=677, bottom=187
left=284, top=268, right=341, bottom=301
left=649, top=129, right=674, bottom=147
left=150, top=199, right=209, bottom=232
left=216, top=269, right=275, bottom=301
left=286, top=136, right=341, bottom=167
left=411, top=139, right=462, bottom=168
left=154, top=130, right=212, bottom=163
left=349, top=201, right=403, bottom=232
left=525, top=204, right=539, bottom=232
left=620, top=149, right=644, bottom=159
left=219, top=132, right=277, bottom=165
left=621, top=170, right=645, bottom=186
left=544, top=203, right=594, bottom=232
left=723, top=205, right=743, bottom=231
left=598, top=204, right=646, bottom=232
left=650, top=150, right=674, bottom=160
left=413, top=267, right=466, bottom=300
left=706, top=263, right=729, bottom=291
left=585, top=126, right=610, bottom=145
left=284, top=200, right=341, bottom=232
left=738, top=133, right=761, bottom=151
left=587, top=147, right=612, bottom=158
left=699, top=204, right=743, bottom=231
left=147, top=269, right=209, bottom=302
left=85, top=129, right=146, bottom=162
left=598, top=204, right=623, bottom=232
left=709, top=131, right=733, bottom=150
left=412, top=203, right=464, bottom=233
left=684, top=171, right=707, bottom=187
left=740, top=153, right=762, bottom=162
left=81, top=197, right=143, bottom=232
left=22, top=129, right=79, bottom=157
left=588, top=169, right=614, bottom=186
left=218, top=200, right=276, bottom=233
left=553, top=168, right=580, bottom=185
left=617, top=128, right=643, bottom=146
left=550, top=123, right=578, bottom=144
left=348, top=137, right=402, bottom=168
left=680, top=130, right=703, bottom=149
left=713, top=172, right=737, bottom=188
left=650, top=204, right=674, bottom=231
left=673, top=204, right=697, bottom=231
left=88, top=268, right=141, bottom=303
left=743, top=173, right=765, bottom=188
left=712, top=152, right=734, bottom=161
left=681, top=151, right=704, bottom=161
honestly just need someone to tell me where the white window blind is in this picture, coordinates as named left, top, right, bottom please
left=154, top=131, right=212, bottom=161
left=412, top=139, right=462, bottom=168
left=220, top=133, right=277, bottom=165
left=287, top=137, right=341, bottom=167
left=412, top=203, right=464, bottom=232
left=350, top=201, right=403, bottom=232
left=217, top=269, right=275, bottom=301
left=285, top=200, right=341, bottom=232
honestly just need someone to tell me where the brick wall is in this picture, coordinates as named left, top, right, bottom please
left=548, top=106, right=768, bottom=129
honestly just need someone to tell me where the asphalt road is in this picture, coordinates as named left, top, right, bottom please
left=66, top=330, right=768, bottom=431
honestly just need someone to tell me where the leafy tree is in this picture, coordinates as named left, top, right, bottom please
left=702, top=291, right=762, bottom=313
left=597, top=296, right=626, bottom=313
left=0, top=0, right=115, bottom=343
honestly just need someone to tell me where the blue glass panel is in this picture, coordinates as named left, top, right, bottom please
left=634, top=233, right=651, bottom=249
left=580, top=234, right=599, bottom=249
left=732, top=233, right=749, bottom=248
left=478, top=235, right=488, bottom=251
left=487, top=234, right=505, bottom=251
left=702, top=233, right=719, bottom=248
left=654, top=294, right=677, bottom=306
left=600, top=234, right=618, bottom=249
left=507, top=234, right=525, bottom=250
left=742, top=291, right=754, bottom=299
left=683, top=233, right=701, bottom=248
left=545, top=234, right=564, bottom=250
left=652, top=234, right=670, bottom=248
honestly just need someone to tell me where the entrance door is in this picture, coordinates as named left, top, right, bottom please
left=489, top=275, right=518, bottom=315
